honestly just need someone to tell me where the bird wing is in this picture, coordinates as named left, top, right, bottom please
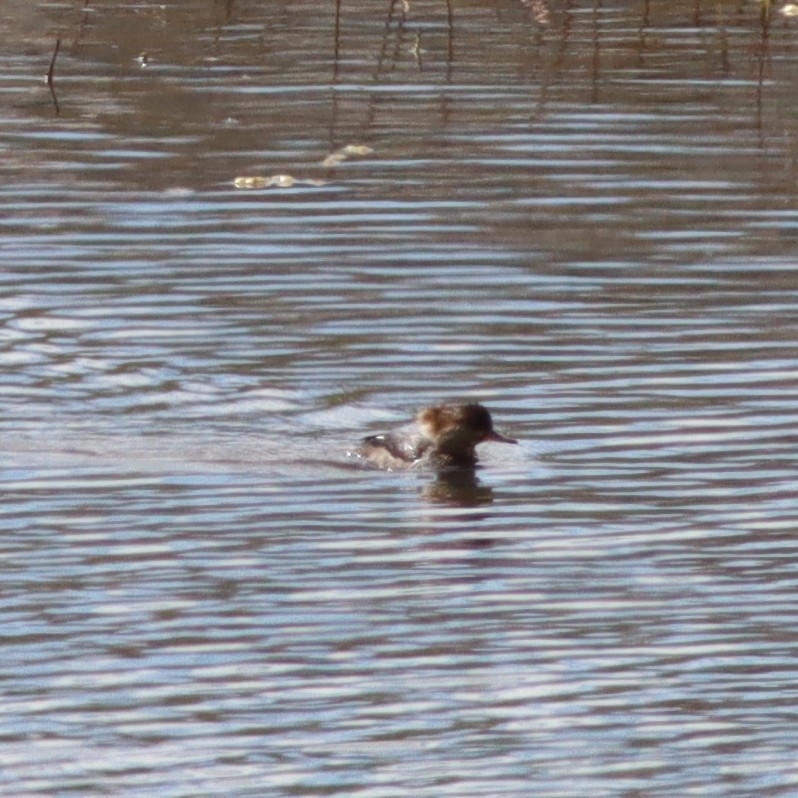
left=361, top=432, right=429, bottom=463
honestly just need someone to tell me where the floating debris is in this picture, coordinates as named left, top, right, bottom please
left=234, top=176, right=278, bottom=189
left=342, top=144, right=374, bottom=156
left=321, top=152, right=348, bottom=168
left=235, top=145, right=373, bottom=188
left=410, top=32, right=425, bottom=60
left=520, top=0, right=550, bottom=25
left=321, top=143, right=374, bottom=167
left=233, top=175, right=326, bottom=189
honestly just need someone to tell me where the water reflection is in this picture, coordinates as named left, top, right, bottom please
left=420, top=467, right=496, bottom=507
left=3, top=1, right=798, bottom=797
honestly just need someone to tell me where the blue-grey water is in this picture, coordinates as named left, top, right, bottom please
left=4, top=1, right=798, bottom=795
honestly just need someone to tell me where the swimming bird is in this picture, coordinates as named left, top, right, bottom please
left=353, top=403, right=517, bottom=470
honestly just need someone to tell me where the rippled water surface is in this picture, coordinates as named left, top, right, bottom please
left=4, top=1, right=798, bottom=795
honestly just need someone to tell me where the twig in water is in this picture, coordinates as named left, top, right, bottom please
left=46, top=38, right=61, bottom=114
left=47, top=38, right=61, bottom=87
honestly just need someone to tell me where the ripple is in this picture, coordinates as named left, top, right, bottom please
left=3, top=1, right=798, bottom=796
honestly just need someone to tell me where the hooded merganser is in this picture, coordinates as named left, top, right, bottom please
left=352, top=403, right=517, bottom=470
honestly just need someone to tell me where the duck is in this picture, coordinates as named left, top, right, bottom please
left=352, top=403, right=517, bottom=470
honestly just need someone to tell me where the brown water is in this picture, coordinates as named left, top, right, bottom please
left=4, top=1, right=798, bottom=795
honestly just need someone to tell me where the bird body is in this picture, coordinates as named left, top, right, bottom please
left=354, top=403, right=516, bottom=470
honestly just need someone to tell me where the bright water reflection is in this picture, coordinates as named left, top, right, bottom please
left=3, top=0, right=798, bottom=796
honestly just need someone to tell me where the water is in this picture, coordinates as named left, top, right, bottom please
left=3, top=0, right=798, bottom=795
